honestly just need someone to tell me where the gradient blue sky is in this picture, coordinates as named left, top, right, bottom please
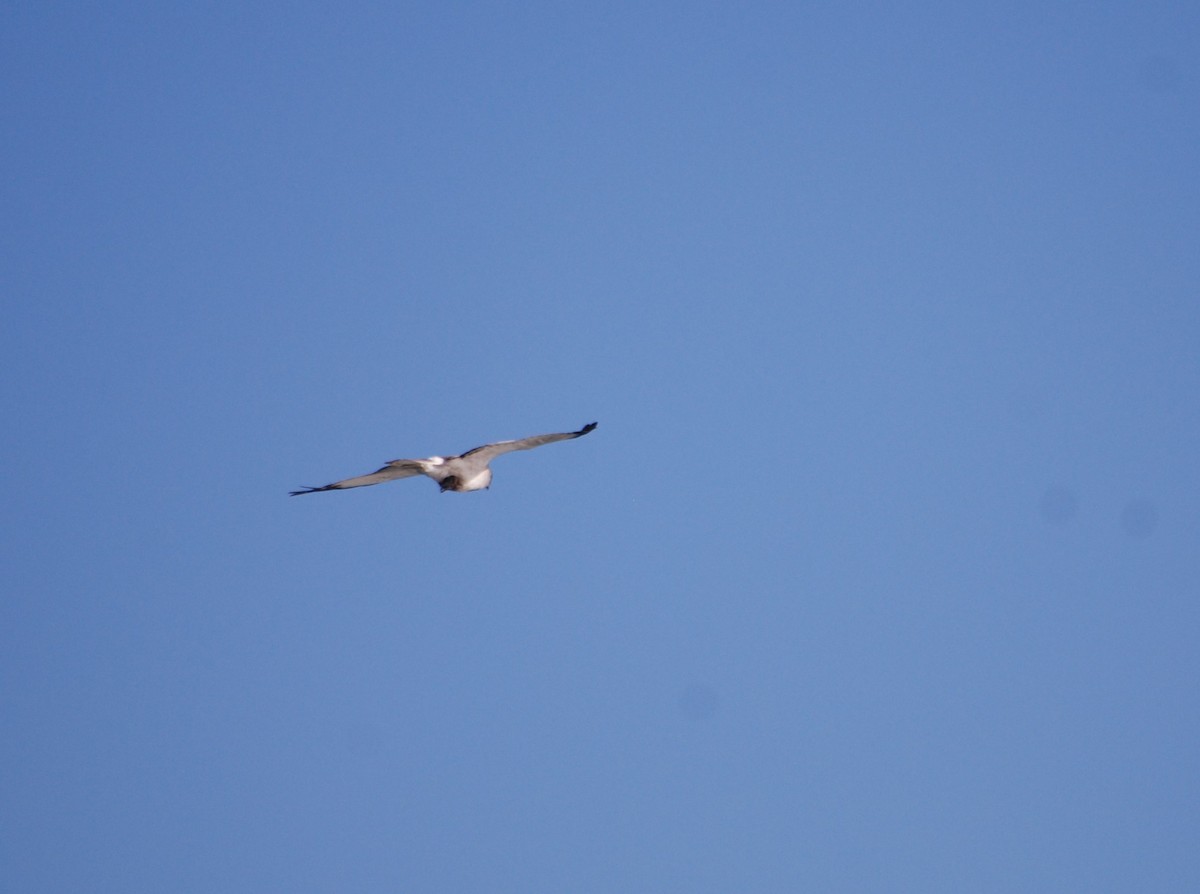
left=3, top=2, right=1199, bottom=891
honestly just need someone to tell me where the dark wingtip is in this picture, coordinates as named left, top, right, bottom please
left=289, top=486, right=324, bottom=496
left=580, top=421, right=598, bottom=435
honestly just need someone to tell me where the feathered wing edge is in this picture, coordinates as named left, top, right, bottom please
left=459, top=421, right=598, bottom=461
left=289, top=461, right=425, bottom=496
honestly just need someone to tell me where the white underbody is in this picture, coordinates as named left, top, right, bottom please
left=423, top=457, right=492, bottom=492
left=456, top=467, right=493, bottom=491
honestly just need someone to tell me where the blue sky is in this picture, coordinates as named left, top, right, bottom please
left=3, top=2, right=1198, bottom=890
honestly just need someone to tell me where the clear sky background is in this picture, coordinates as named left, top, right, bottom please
left=3, top=2, right=1198, bottom=891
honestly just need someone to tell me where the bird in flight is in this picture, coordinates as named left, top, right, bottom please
left=290, top=422, right=597, bottom=496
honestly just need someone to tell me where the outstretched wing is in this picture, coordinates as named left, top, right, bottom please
left=459, top=422, right=597, bottom=463
left=290, top=460, right=425, bottom=496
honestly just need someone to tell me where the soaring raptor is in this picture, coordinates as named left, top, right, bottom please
left=290, top=422, right=597, bottom=496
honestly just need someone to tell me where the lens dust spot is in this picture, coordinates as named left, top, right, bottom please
left=1120, top=499, right=1158, bottom=538
left=1138, top=55, right=1181, bottom=94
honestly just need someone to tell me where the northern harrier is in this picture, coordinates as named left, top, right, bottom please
left=290, top=422, right=597, bottom=496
